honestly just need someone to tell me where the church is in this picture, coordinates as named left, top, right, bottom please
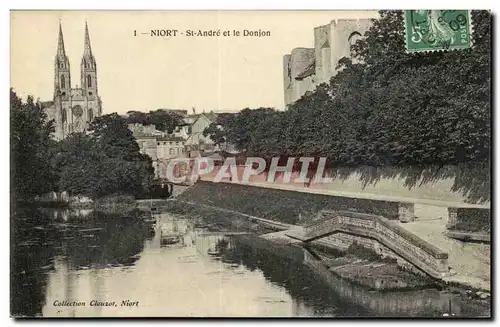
left=40, top=21, right=102, bottom=140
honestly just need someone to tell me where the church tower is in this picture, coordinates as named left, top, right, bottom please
left=47, top=21, right=102, bottom=140
left=81, top=21, right=99, bottom=122
left=54, top=22, right=71, bottom=99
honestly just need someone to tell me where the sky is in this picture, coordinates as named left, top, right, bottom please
left=10, top=10, right=377, bottom=115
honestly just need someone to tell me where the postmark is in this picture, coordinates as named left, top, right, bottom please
left=404, top=10, right=472, bottom=53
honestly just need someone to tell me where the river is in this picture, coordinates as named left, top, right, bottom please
left=10, top=207, right=490, bottom=318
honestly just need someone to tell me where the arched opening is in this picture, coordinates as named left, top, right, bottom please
left=348, top=31, right=363, bottom=57
left=87, top=75, right=92, bottom=88
left=348, top=31, right=362, bottom=44
left=61, top=109, right=67, bottom=123
left=88, top=109, right=93, bottom=122
left=61, top=75, right=65, bottom=89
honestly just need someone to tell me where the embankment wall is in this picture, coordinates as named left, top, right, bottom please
left=200, top=164, right=490, bottom=206
left=177, top=180, right=403, bottom=224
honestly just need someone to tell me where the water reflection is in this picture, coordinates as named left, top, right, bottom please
left=11, top=208, right=490, bottom=318
left=11, top=208, right=57, bottom=317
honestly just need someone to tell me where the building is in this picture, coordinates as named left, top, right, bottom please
left=128, top=123, right=188, bottom=180
left=183, top=112, right=218, bottom=152
left=128, top=110, right=223, bottom=182
left=41, top=22, right=102, bottom=140
left=283, top=18, right=374, bottom=106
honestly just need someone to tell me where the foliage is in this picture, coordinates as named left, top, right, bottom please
left=200, top=10, right=490, bottom=201
left=11, top=90, right=156, bottom=201
left=203, top=10, right=490, bottom=168
left=202, top=115, right=229, bottom=147
left=126, top=109, right=184, bottom=133
left=54, top=114, right=155, bottom=199
left=10, top=89, right=57, bottom=201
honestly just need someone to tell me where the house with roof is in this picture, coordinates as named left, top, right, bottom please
left=128, top=123, right=188, bottom=180
left=182, top=111, right=219, bottom=153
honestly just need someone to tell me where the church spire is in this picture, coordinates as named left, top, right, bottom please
left=57, top=20, right=66, bottom=57
left=81, top=21, right=98, bottom=96
left=54, top=20, right=70, bottom=96
left=83, top=21, right=93, bottom=57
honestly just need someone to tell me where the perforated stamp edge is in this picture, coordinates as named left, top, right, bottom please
left=403, top=10, right=474, bottom=54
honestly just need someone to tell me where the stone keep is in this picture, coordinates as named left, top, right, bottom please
left=283, top=18, right=374, bottom=106
left=42, top=22, right=102, bottom=140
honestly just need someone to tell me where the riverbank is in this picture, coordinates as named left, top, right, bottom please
left=161, top=204, right=489, bottom=302
left=260, top=228, right=435, bottom=290
left=172, top=181, right=489, bottom=290
left=260, top=228, right=490, bottom=300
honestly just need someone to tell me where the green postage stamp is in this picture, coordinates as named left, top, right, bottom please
left=404, top=10, right=472, bottom=53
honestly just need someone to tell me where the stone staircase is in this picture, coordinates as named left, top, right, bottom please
left=285, top=210, right=450, bottom=279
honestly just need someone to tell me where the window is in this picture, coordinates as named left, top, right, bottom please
left=169, top=148, right=175, bottom=155
left=88, top=109, right=93, bottom=121
left=87, top=75, right=92, bottom=87
left=89, top=92, right=93, bottom=96
left=61, top=109, right=67, bottom=123
left=61, top=75, right=65, bottom=89
left=348, top=31, right=362, bottom=45
left=348, top=32, right=362, bottom=51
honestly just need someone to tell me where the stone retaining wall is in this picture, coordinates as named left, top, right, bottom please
left=177, top=181, right=448, bottom=278
left=177, top=180, right=404, bottom=224
left=303, top=248, right=488, bottom=317
left=201, top=163, right=490, bottom=206
left=447, top=207, right=491, bottom=233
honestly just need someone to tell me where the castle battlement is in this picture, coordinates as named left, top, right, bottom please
left=283, top=16, right=376, bottom=106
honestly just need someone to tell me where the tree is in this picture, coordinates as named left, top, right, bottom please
left=149, top=110, right=184, bottom=133
left=202, top=113, right=236, bottom=149
left=197, top=11, right=490, bottom=202
left=346, top=10, right=491, bottom=166
left=203, top=123, right=226, bottom=148
left=56, top=114, right=155, bottom=199
left=10, top=89, right=57, bottom=201
left=126, top=109, right=184, bottom=133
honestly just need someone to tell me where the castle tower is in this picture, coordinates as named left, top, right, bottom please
left=54, top=21, right=71, bottom=98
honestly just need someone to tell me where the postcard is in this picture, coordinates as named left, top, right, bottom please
left=10, top=9, right=491, bottom=318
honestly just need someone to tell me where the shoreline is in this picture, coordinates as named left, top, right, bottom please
left=163, top=198, right=490, bottom=297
